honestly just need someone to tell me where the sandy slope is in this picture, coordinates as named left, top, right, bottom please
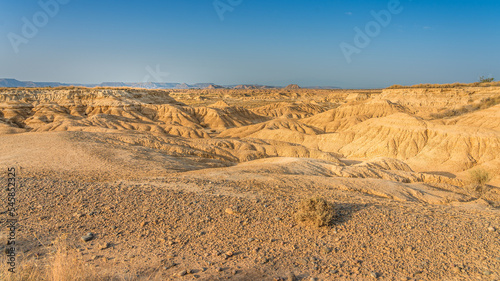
left=0, top=87, right=499, bottom=280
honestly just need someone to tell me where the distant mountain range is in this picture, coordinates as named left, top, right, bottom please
left=0, top=79, right=340, bottom=90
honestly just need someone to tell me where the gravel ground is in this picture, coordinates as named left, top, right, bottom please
left=2, top=172, right=499, bottom=281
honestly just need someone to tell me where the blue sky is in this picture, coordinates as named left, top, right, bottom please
left=1, top=0, right=499, bottom=88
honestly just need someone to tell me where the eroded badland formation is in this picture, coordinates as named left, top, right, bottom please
left=0, top=85, right=499, bottom=280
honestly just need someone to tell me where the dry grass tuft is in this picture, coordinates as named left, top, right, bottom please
left=0, top=237, right=109, bottom=281
left=387, top=81, right=500, bottom=89
left=295, top=197, right=336, bottom=227
left=430, top=95, right=500, bottom=119
left=468, top=168, right=492, bottom=197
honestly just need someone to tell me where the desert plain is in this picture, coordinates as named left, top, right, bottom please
left=0, top=84, right=499, bottom=280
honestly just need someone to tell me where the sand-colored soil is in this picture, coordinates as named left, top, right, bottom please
left=0, top=87, right=499, bottom=280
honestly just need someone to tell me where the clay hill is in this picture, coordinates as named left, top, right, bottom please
left=0, top=85, right=499, bottom=280
left=285, top=84, right=301, bottom=90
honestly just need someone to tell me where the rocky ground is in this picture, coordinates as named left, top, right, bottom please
left=1, top=172, right=498, bottom=280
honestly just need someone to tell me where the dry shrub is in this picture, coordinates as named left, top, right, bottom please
left=48, top=237, right=101, bottom=281
left=468, top=168, right=492, bottom=197
left=430, top=95, right=500, bottom=119
left=0, top=259, right=44, bottom=281
left=387, top=81, right=500, bottom=89
left=295, top=197, right=336, bottom=227
left=0, top=237, right=108, bottom=281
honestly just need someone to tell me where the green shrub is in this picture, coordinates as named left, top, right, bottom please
left=479, top=76, right=495, bottom=83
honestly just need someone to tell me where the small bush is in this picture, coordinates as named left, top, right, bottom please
left=468, top=168, right=492, bottom=197
left=295, top=197, right=336, bottom=227
left=479, top=76, right=495, bottom=83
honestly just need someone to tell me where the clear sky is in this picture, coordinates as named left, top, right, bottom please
left=1, top=0, right=499, bottom=88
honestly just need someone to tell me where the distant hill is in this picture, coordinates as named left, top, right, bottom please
left=305, top=86, right=341, bottom=90
left=205, top=84, right=225, bottom=89
left=285, top=84, right=301, bottom=89
left=231, top=84, right=276, bottom=89
left=0, top=79, right=68, bottom=88
left=0, top=79, right=340, bottom=90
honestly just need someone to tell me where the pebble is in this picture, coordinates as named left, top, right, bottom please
left=487, top=226, right=496, bottom=232
left=81, top=232, right=94, bottom=242
left=177, top=270, right=187, bottom=277
left=287, top=272, right=298, bottom=281
left=310, top=278, right=318, bottom=281
left=98, top=242, right=110, bottom=250
left=248, top=238, right=255, bottom=242
left=482, top=270, right=492, bottom=276
left=321, top=247, right=332, bottom=254
left=73, top=212, right=84, bottom=218
left=225, top=208, right=235, bottom=215
left=370, top=271, right=379, bottom=278
left=163, top=262, right=177, bottom=270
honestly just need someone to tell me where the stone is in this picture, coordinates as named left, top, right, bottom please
left=98, top=242, right=111, bottom=250
left=73, top=212, right=84, bottom=218
left=482, top=270, right=492, bottom=276
left=287, top=272, right=298, bottom=281
left=321, top=246, right=332, bottom=254
left=81, top=233, right=94, bottom=242
left=163, top=262, right=177, bottom=270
